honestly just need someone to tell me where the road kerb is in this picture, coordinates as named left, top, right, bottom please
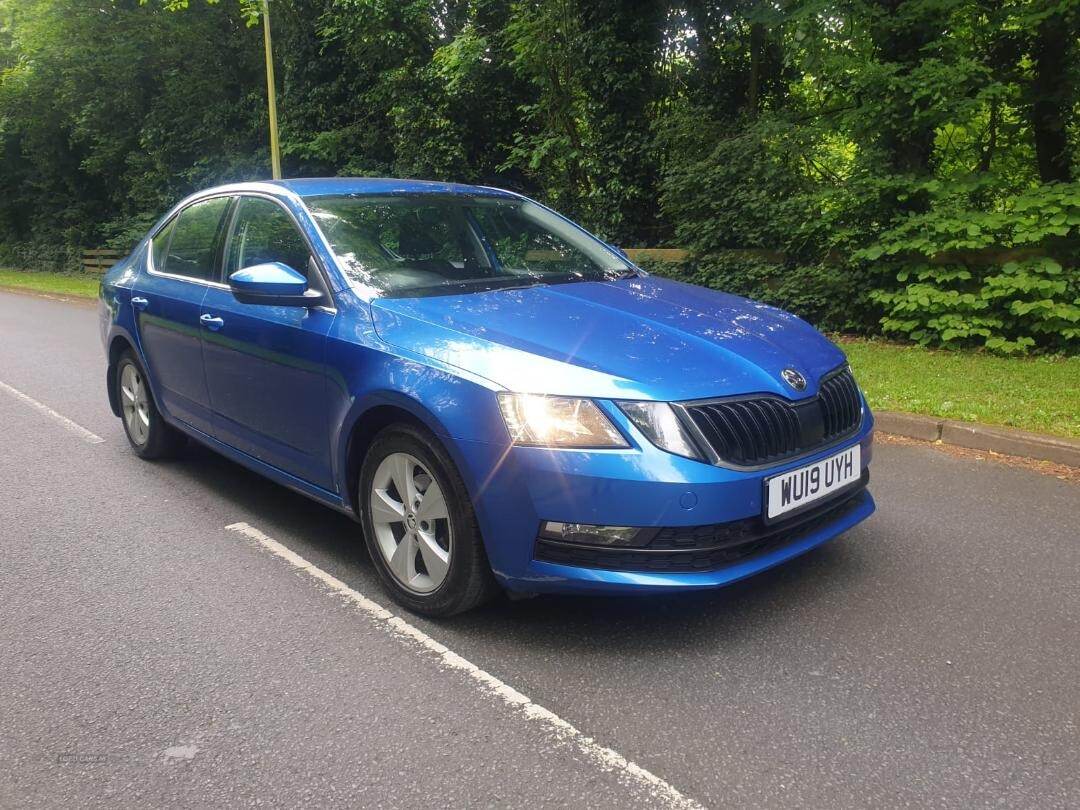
left=873, top=411, right=943, bottom=442
left=875, top=410, right=1079, bottom=468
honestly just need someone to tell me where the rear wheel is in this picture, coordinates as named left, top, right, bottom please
left=360, top=424, right=497, bottom=616
left=116, top=351, right=184, bottom=459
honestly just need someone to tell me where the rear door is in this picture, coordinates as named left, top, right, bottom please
left=135, top=196, right=231, bottom=434
left=199, top=195, right=336, bottom=490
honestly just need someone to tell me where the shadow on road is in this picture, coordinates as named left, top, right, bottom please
left=166, top=438, right=878, bottom=656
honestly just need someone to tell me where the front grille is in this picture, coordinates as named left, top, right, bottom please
left=818, top=368, right=862, bottom=440
left=682, top=367, right=862, bottom=467
left=534, top=475, right=868, bottom=573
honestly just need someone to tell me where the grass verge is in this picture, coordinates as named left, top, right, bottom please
left=0, top=268, right=100, bottom=299
left=840, top=337, right=1079, bottom=440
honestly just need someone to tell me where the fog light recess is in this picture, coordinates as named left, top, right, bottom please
left=539, top=521, right=648, bottom=547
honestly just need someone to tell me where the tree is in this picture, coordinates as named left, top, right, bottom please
left=1025, top=0, right=1079, bottom=183
left=0, top=0, right=1075, bottom=353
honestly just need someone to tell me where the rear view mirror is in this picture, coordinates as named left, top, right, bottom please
left=228, top=262, right=322, bottom=307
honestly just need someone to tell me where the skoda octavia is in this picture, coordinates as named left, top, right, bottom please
left=100, top=179, right=875, bottom=615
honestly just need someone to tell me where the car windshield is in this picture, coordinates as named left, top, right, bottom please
left=306, top=194, right=634, bottom=298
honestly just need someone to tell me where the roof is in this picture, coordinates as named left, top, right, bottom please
left=266, top=177, right=521, bottom=199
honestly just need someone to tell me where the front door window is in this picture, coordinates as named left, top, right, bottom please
left=225, top=197, right=311, bottom=280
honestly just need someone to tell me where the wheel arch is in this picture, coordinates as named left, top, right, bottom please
left=340, top=394, right=464, bottom=519
left=106, top=333, right=138, bottom=417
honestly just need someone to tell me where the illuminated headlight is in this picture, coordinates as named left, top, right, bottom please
left=616, top=401, right=704, bottom=460
left=498, top=393, right=628, bottom=448
left=540, top=521, right=648, bottom=547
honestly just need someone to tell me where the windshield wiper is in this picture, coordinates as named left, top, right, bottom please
left=482, top=280, right=544, bottom=292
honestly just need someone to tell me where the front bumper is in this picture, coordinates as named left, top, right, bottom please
left=455, top=405, right=876, bottom=596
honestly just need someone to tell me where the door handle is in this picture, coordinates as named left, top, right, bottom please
left=199, top=314, right=224, bottom=331
left=131, top=296, right=149, bottom=311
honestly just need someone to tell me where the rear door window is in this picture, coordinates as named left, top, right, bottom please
left=162, top=197, right=230, bottom=282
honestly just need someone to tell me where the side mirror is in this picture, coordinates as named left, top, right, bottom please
left=228, top=262, right=322, bottom=307
left=608, top=243, right=629, bottom=259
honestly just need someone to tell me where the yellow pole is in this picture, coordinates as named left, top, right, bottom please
left=261, top=0, right=282, bottom=179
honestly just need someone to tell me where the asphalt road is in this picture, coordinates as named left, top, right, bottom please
left=1, top=290, right=1077, bottom=809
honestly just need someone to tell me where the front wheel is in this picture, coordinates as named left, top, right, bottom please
left=359, top=424, right=497, bottom=616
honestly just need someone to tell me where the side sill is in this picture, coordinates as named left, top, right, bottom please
left=166, top=418, right=355, bottom=518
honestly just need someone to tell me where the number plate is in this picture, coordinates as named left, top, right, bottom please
left=766, top=444, right=861, bottom=521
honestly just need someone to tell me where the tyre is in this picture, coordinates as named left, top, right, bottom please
left=115, top=350, right=185, bottom=459
left=359, top=423, right=498, bottom=616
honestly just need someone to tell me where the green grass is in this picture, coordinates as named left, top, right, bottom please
left=840, top=337, right=1080, bottom=439
left=0, top=268, right=100, bottom=299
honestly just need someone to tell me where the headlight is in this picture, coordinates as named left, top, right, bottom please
left=616, top=401, right=704, bottom=460
left=497, top=393, right=628, bottom=448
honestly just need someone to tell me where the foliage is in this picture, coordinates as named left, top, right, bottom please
left=0, top=0, right=1077, bottom=354
left=862, top=180, right=1080, bottom=353
left=0, top=0, right=266, bottom=268
left=859, top=181, right=1080, bottom=259
left=659, top=110, right=825, bottom=256
left=870, top=257, right=1079, bottom=353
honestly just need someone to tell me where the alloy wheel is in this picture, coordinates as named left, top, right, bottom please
left=120, top=362, right=151, bottom=446
left=369, top=452, right=452, bottom=594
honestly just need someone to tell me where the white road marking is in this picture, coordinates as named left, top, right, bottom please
left=0, top=379, right=105, bottom=444
left=162, top=744, right=198, bottom=762
left=225, top=521, right=704, bottom=810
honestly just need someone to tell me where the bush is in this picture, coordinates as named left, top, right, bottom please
left=658, top=111, right=825, bottom=257
left=861, top=181, right=1080, bottom=354
left=871, top=258, right=1080, bottom=354
left=0, top=240, right=81, bottom=273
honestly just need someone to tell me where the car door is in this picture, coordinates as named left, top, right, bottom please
left=135, top=196, right=231, bottom=435
left=200, top=194, right=336, bottom=490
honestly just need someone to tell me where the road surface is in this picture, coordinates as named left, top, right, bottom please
left=1, top=290, right=1077, bottom=808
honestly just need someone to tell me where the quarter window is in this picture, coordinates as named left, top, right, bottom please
left=151, top=217, right=176, bottom=273
left=226, top=197, right=312, bottom=279
left=162, top=197, right=230, bottom=282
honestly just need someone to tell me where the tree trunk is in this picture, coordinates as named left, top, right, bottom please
left=870, top=0, right=937, bottom=177
left=1029, top=13, right=1075, bottom=183
left=747, top=22, right=764, bottom=113
left=978, top=97, right=999, bottom=173
left=576, top=0, right=667, bottom=242
left=686, top=0, right=717, bottom=96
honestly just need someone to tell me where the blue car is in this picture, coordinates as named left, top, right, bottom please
left=100, top=178, right=875, bottom=615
